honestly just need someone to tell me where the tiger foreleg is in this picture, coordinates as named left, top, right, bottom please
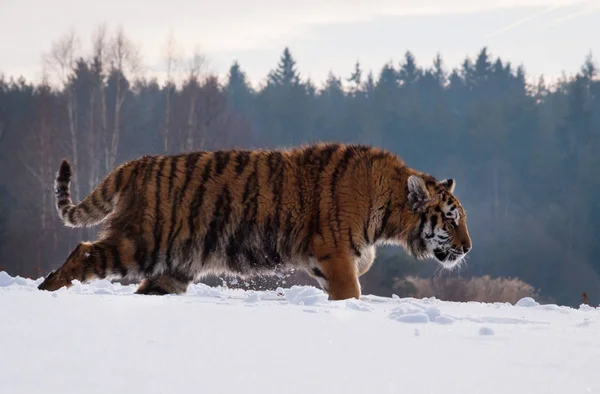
left=38, top=239, right=132, bottom=292
left=313, top=252, right=361, bottom=301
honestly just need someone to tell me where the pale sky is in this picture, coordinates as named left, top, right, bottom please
left=1, top=0, right=599, bottom=88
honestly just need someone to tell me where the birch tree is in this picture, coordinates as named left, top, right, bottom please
left=43, top=29, right=80, bottom=200
left=105, top=27, right=141, bottom=171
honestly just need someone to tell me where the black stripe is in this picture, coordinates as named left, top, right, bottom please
left=163, top=156, right=182, bottom=271
left=244, top=248, right=260, bottom=268
left=314, top=144, right=339, bottom=236
left=143, top=157, right=157, bottom=185
left=328, top=147, right=356, bottom=246
left=188, top=159, right=213, bottom=241
left=267, top=152, right=283, bottom=182
left=98, top=246, right=107, bottom=278
left=430, top=214, right=438, bottom=229
left=417, top=212, right=427, bottom=250
left=294, top=155, right=306, bottom=214
left=281, top=212, right=295, bottom=256
left=149, top=158, right=167, bottom=274
left=226, top=224, right=248, bottom=273
left=165, top=222, right=183, bottom=271
left=370, top=152, right=389, bottom=162
left=242, top=156, right=259, bottom=218
left=180, top=152, right=204, bottom=205
left=167, top=155, right=180, bottom=199
left=349, top=228, right=361, bottom=257
left=136, top=159, right=159, bottom=276
left=234, top=151, right=251, bottom=176
left=79, top=201, right=92, bottom=216
left=312, top=267, right=327, bottom=279
left=262, top=216, right=282, bottom=267
left=127, top=162, right=148, bottom=271
left=67, top=208, right=76, bottom=224
left=91, top=191, right=107, bottom=213
left=375, top=195, right=393, bottom=241
left=214, top=151, right=231, bottom=176
left=297, top=234, right=311, bottom=256
left=115, top=167, right=124, bottom=191
left=202, top=186, right=232, bottom=260
left=165, top=153, right=203, bottom=268
left=100, top=179, right=109, bottom=202
left=417, top=213, right=427, bottom=235
left=56, top=184, right=69, bottom=197
left=110, top=245, right=127, bottom=277
left=268, top=155, right=285, bottom=261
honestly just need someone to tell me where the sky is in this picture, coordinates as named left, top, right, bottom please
left=1, top=0, right=599, bottom=88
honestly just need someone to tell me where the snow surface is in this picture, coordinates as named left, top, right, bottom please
left=1, top=271, right=600, bottom=394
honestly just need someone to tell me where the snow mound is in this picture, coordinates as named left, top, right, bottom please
left=1, top=271, right=600, bottom=394
left=281, top=285, right=329, bottom=306
left=516, top=297, right=540, bottom=307
left=479, top=326, right=495, bottom=336
left=387, top=301, right=458, bottom=324
left=0, top=271, right=39, bottom=287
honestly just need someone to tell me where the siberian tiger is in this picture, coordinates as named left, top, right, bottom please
left=38, top=143, right=472, bottom=300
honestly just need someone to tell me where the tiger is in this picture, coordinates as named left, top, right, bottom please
left=37, top=142, right=472, bottom=300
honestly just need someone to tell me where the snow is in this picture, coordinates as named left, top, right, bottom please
left=1, top=271, right=599, bottom=394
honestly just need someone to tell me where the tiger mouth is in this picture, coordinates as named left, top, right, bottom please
left=433, top=249, right=462, bottom=264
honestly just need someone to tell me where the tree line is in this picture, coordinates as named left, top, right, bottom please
left=0, top=26, right=598, bottom=306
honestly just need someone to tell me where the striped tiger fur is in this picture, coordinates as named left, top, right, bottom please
left=38, top=143, right=472, bottom=300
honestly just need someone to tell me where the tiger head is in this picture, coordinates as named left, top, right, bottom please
left=406, top=174, right=472, bottom=269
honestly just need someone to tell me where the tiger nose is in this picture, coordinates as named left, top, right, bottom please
left=462, top=244, right=471, bottom=254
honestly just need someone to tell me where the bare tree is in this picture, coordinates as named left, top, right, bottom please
left=88, top=24, right=108, bottom=185
left=42, top=29, right=80, bottom=200
left=161, top=30, right=183, bottom=154
left=105, top=26, right=142, bottom=171
left=185, top=47, right=206, bottom=151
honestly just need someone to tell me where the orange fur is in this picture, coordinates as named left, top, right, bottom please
left=39, top=143, right=472, bottom=300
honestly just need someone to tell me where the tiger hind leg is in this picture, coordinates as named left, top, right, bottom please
left=134, top=274, right=190, bottom=295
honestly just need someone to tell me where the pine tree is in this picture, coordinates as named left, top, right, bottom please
left=347, top=61, right=362, bottom=94
left=267, top=47, right=300, bottom=87
left=398, top=51, right=420, bottom=85
left=225, top=61, right=253, bottom=115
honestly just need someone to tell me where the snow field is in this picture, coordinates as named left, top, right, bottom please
left=1, top=271, right=599, bottom=394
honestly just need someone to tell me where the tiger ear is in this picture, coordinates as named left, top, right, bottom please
left=407, top=175, right=432, bottom=213
left=439, top=178, right=455, bottom=193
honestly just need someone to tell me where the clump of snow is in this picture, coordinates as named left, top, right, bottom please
left=479, top=326, right=495, bottom=336
left=516, top=297, right=540, bottom=307
left=424, top=306, right=441, bottom=320
left=187, top=283, right=228, bottom=298
left=576, top=318, right=593, bottom=327
left=281, top=285, right=329, bottom=306
left=435, top=315, right=456, bottom=325
left=0, top=271, right=12, bottom=287
left=344, top=299, right=374, bottom=312
left=388, top=302, right=457, bottom=325
left=244, top=291, right=262, bottom=304
left=391, top=311, right=431, bottom=323
left=0, top=271, right=37, bottom=287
